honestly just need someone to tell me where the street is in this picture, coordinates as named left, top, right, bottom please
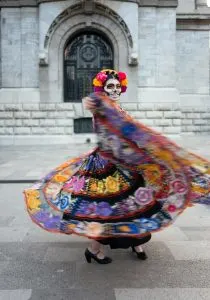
left=1, top=136, right=210, bottom=300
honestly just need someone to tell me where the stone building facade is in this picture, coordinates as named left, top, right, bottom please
left=0, top=0, right=210, bottom=145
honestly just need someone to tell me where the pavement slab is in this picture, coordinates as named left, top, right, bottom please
left=115, top=288, right=210, bottom=300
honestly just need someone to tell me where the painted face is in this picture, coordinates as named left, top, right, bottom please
left=103, top=78, right=121, bottom=101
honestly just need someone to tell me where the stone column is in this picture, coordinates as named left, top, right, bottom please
left=1, top=8, right=22, bottom=88
left=0, top=9, right=1, bottom=88
left=138, top=1, right=180, bottom=135
left=21, top=7, right=39, bottom=88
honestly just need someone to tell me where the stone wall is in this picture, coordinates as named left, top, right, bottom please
left=176, top=27, right=210, bottom=109
left=181, top=107, right=210, bottom=135
left=176, top=30, right=209, bottom=96
left=0, top=102, right=209, bottom=144
left=138, top=7, right=179, bottom=107
left=0, top=103, right=74, bottom=136
left=1, top=7, right=39, bottom=88
left=0, top=102, right=181, bottom=139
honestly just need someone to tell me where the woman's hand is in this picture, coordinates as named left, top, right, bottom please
left=83, top=97, right=96, bottom=113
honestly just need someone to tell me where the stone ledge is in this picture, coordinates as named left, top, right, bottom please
left=0, top=0, right=37, bottom=7
left=137, top=0, right=178, bottom=7
left=0, top=134, right=97, bottom=146
left=177, top=18, right=210, bottom=30
left=0, top=0, right=178, bottom=8
left=177, top=13, right=210, bottom=19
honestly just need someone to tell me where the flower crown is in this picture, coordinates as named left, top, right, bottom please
left=93, top=69, right=128, bottom=93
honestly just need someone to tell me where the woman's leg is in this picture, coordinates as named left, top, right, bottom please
left=131, top=235, right=151, bottom=260
left=133, top=233, right=152, bottom=255
left=88, top=240, right=106, bottom=259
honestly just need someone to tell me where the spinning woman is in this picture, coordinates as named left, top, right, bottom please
left=24, top=69, right=210, bottom=265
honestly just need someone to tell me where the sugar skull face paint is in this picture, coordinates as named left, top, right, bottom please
left=103, top=78, right=122, bottom=101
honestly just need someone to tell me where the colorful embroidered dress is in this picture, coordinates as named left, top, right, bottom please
left=24, top=93, right=210, bottom=240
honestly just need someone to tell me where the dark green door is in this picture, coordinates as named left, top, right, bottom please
left=64, top=31, right=114, bottom=102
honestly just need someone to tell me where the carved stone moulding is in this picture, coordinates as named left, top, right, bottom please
left=41, top=1, right=138, bottom=66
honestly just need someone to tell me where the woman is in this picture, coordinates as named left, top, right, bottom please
left=24, top=69, right=210, bottom=265
left=82, top=69, right=153, bottom=263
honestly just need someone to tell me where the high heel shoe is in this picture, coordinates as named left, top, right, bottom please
left=84, top=248, right=112, bottom=264
left=131, top=246, right=148, bottom=260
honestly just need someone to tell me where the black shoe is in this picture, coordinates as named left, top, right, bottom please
left=132, top=246, right=148, bottom=260
left=84, top=248, right=112, bottom=264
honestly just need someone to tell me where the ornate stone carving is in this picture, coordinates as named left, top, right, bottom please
left=43, top=1, right=137, bottom=65
left=39, top=51, right=48, bottom=66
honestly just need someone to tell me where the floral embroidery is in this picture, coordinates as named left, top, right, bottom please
left=86, top=222, right=104, bottom=237
left=118, top=225, right=132, bottom=233
left=25, top=93, right=210, bottom=240
left=27, top=196, right=41, bottom=211
left=25, top=190, right=39, bottom=199
left=96, top=202, right=112, bottom=217
left=138, top=218, right=160, bottom=230
left=45, top=182, right=61, bottom=200
left=97, top=180, right=105, bottom=193
left=105, top=176, right=119, bottom=193
left=52, top=174, right=69, bottom=183
left=144, top=165, right=162, bottom=184
left=134, top=187, right=153, bottom=205
left=25, top=190, right=41, bottom=211
left=77, top=201, right=113, bottom=217
left=53, top=194, right=70, bottom=211
left=171, top=180, right=187, bottom=194
left=64, top=176, right=85, bottom=193
left=89, top=180, right=98, bottom=192
left=33, top=211, right=61, bottom=230
left=121, top=123, right=137, bottom=137
left=67, top=223, right=77, bottom=231
left=167, top=204, right=177, bottom=212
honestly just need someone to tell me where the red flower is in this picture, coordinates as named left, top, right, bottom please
left=118, top=72, right=127, bottom=81
left=167, top=204, right=177, bottom=212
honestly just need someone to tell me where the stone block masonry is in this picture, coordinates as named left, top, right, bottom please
left=123, top=103, right=181, bottom=135
left=0, top=103, right=74, bottom=136
left=0, top=103, right=209, bottom=139
left=181, top=107, right=210, bottom=135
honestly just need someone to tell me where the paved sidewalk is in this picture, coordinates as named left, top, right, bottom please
left=1, top=136, right=210, bottom=299
left=0, top=135, right=210, bottom=181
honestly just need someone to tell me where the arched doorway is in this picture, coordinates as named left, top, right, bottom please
left=64, top=31, right=114, bottom=102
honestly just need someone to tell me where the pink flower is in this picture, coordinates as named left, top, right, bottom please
left=96, top=72, right=107, bottom=83
left=134, top=187, right=153, bottom=205
left=171, top=180, right=187, bottom=194
left=64, top=176, right=85, bottom=193
left=64, top=176, right=77, bottom=189
left=118, top=72, right=127, bottom=81
left=73, top=176, right=85, bottom=193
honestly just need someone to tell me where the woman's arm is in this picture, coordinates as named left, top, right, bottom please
left=82, top=96, right=96, bottom=113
